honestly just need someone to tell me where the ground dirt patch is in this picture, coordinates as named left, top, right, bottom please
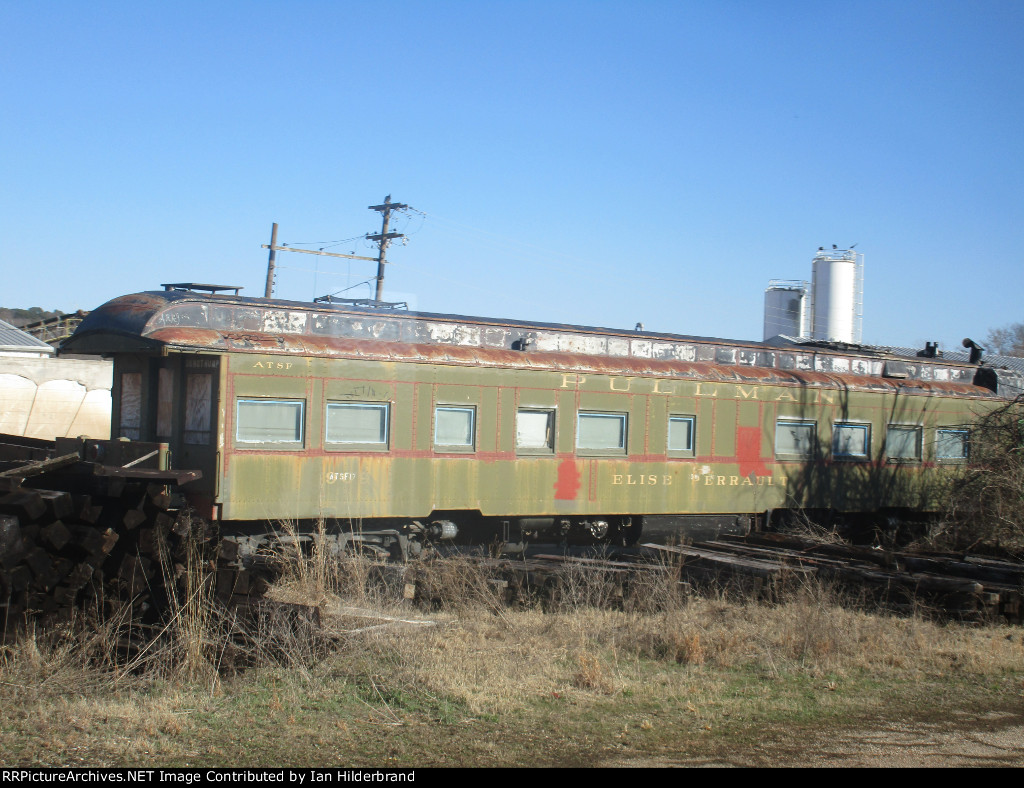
left=608, top=707, right=1024, bottom=767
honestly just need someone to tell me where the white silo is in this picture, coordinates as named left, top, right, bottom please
left=810, top=248, right=863, bottom=343
left=763, top=280, right=809, bottom=340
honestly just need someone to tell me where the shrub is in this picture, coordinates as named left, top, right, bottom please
left=939, top=396, right=1024, bottom=556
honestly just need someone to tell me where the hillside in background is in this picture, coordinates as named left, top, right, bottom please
left=0, top=307, right=66, bottom=327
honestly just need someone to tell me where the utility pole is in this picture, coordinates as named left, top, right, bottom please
left=264, top=223, right=279, bottom=298
left=261, top=195, right=412, bottom=303
left=367, top=195, right=408, bottom=301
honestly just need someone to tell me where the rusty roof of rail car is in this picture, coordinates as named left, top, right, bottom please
left=68, top=290, right=795, bottom=351
left=62, top=290, right=1011, bottom=398
left=133, top=326, right=996, bottom=399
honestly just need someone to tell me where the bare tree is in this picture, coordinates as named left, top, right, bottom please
left=939, top=396, right=1024, bottom=556
left=986, top=322, right=1024, bottom=357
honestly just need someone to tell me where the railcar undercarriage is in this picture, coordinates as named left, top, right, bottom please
left=216, top=510, right=764, bottom=564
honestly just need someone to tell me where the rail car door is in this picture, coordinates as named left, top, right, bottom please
left=167, top=354, right=221, bottom=516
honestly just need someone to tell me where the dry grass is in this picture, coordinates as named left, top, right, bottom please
left=1, top=547, right=1022, bottom=766
left=369, top=585, right=1023, bottom=716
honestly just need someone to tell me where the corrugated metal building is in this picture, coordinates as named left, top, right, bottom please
left=0, top=318, right=55, bottom=358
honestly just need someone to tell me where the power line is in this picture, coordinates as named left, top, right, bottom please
left=284, top=235, right=365, bottom=247
left=261, top=195, right=415, bottom=303
left=274, top=265, right=354, bottom=276
left=320, top=277, right=378, bottom=298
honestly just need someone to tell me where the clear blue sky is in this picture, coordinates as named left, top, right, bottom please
left=2, top=0, right=1022, bottom=351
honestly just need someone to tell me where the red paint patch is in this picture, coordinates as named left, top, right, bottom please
left=553, top=459, right=582, bottom=500
left=736, top=426, right=769, bottom=477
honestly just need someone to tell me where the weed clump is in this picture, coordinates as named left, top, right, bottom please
left=936, top=396, right=1024, bottom=557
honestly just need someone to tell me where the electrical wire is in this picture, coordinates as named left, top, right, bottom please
left=276, top=265, right=353, bottom=276
left=321, top=277, right=378, bottom=298
left=284, top=234, right=365, bottom=248
left=272, top=204, right=634, bottom=318
left=422, top=211, right=633, bottom=281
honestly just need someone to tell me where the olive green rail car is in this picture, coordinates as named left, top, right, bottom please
left=61, top=289, right=1024, bottom=543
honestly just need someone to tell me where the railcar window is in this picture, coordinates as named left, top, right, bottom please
left=516, top=409, right=555, bottom=452
left=885, top=425, right=922, bottom=461
left=236, top=399, right=305, bottom=445
left=668, top=415, right=696, bottom=454
left=775, top=420, right=815, bottom=459
left=936, top=429, right=969, bottom=460
left=118, top=372, right=142, bottom=440
left=326, top=402, right=389, bottom=446
left=577, top=412, right=627, bottom=453
left=184, top=373, right=213, bottom=445
left=833, top=423, right=870, bottom=459
left=435, top=406, right=476, bottom=448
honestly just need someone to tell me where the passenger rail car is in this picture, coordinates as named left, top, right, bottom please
left=61, top=289, right=1024, bottom=547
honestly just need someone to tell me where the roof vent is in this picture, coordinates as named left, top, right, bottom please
left=162, top=283, right=243, bottom=296
left=916, top=341, right=939, bottom=358
left=963, top=338, right=984, bottom=364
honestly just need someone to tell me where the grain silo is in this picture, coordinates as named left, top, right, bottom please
left=810, top=247, right=863, bottom=343
left=763, top=280, right=809, bottom=340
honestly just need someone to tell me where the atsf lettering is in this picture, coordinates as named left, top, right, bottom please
left=252, top=361, right=293, bottom=370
